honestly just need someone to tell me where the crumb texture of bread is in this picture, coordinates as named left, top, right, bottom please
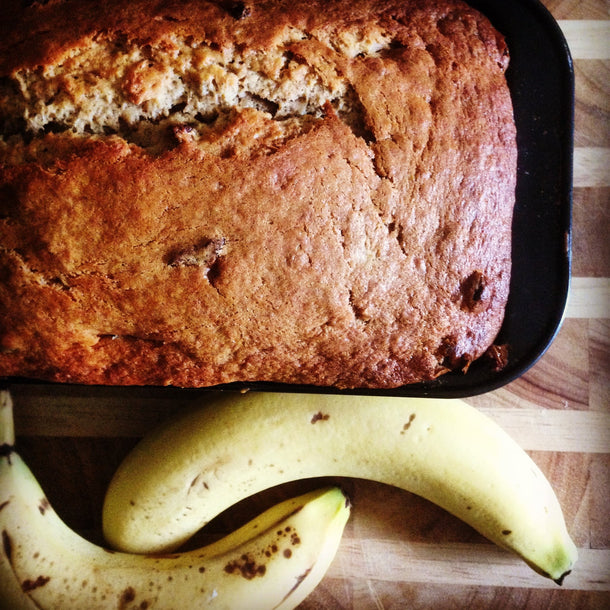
left=0, top=0, right=516, bottom=389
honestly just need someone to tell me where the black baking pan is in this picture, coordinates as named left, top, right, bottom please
left=4, top=0, right=574, bottom=399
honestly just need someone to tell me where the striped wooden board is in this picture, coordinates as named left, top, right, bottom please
left=6, top=0, right=609, bottom=607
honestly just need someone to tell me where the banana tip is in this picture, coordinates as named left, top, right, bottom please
left=338, top=487, right=352, bottom=510
left=554, top=569, right=571, bottom=586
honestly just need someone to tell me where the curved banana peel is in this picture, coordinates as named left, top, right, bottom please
left=103, top=391, right=578, bottom=584
left=0, top=391, right=350, bottom=610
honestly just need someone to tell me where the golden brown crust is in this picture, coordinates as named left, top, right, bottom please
left=0, top=0, right=516, bottom=388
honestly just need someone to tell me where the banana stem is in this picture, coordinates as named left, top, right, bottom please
left=0, top=390, right=15, bottom=448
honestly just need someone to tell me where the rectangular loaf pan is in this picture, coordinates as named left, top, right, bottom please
left=4, top=0, right=574, bottom=399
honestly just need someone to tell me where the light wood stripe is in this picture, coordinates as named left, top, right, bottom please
left=566, top=277, right=610, bottom=319
left=479, top=408, right=610, bottom=453
left=574, top=148, right=610, bottom=187
left=328, top=540, right=610, bottom=591
left=558, top=20, right=610, bottom=60
left=11, top=390, right=610, bottom=453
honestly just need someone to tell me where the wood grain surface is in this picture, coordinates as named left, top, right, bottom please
left=5, top=0, right=610, bottom=608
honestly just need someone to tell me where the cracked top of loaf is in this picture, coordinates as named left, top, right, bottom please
left=0, top=0, right=517, bottom=389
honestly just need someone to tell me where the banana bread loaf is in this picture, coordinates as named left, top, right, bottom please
left=0, top=0, right=517, bottom=389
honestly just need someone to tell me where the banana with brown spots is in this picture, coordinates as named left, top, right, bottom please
left=103, top=391, right=577, bottom=584
left=0, top=391, right=351, bottom=610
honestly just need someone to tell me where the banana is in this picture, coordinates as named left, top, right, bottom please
left=0, top=391, right=351, bottom=610
left=103, top=391, right=577, bottom=584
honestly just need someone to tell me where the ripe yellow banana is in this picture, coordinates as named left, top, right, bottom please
left=103, top=391, right=577, bottom=584
left=0, top=391, right=350, bottom=610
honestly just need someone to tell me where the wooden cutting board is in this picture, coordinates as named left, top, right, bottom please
left=7, top=0, right=609, bottom=607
